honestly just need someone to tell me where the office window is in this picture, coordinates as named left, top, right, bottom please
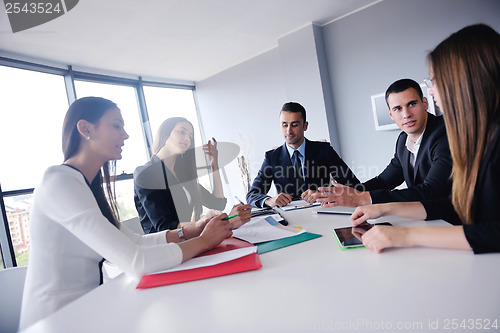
left=0, top=65, right=68, bottom=267
left=0, top=59, right=199, bottom=268
left=143, top=86, right=202, bottom=148
left=0, top=66, right=68, bottom=191
left=74, top=80, right=148, bottom=175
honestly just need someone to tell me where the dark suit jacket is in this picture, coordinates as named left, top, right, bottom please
left=134, top=155, right=227, bottom=233
left=424, top=126, right=500, bottom=254
left=363, top=113, right=452, bottom=203
left=246, top=139, right=359, bottom=207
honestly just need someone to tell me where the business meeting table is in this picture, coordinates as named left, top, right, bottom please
left=22, top=206, right=500, bottom=333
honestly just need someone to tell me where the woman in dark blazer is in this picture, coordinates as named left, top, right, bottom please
left=350, top=24, right=500, bottom=254
left=134, top=117, right=249, bottom=233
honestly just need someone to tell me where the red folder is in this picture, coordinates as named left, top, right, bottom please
left=136, top=238, right=262, bottom=289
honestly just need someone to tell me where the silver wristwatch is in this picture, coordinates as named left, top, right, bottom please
left=177, top=226, right=187, bottom=242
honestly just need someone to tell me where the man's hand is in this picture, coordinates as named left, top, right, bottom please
left=301, top=189, right=317, bottom=203
left=265, top=193, right=292, bottom=207
left=314, top=182, right=371, bottom=207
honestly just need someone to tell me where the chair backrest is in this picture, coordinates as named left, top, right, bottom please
left=120, top=216, right=143, bottom=235
left=0, top=266, right=28, bottom=333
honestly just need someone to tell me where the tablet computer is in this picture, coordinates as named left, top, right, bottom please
left=333, top=222, right=392, bottom=250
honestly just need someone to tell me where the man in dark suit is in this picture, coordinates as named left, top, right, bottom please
left=315, top=78, right=452, bottom=207
left=246, top=102, right=359, bottom=208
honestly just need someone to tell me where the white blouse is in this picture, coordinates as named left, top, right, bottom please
left=19, top=165, right=183, bottom=330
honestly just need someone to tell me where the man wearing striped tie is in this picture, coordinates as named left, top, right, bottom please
left=246, top=102, right=359, bottom=208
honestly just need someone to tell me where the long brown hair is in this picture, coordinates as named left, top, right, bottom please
left=62, top=97, right=120, bottom=226
left=430, top=24, right=500, bottom=224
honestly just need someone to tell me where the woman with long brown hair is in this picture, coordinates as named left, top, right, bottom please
left=350, top=24, right=500, bottom=254
left=19, top=97, right=235, bottom=329
left=134, top=117, right=251, bottom=234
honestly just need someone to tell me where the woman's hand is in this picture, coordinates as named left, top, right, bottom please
left=228, top=204, right=252, bottom=228
left=360, top=226, right=411, bottom=253
left=351, top=202, right=427, bottom=226
left=350, top=204, right=390, bottom=226
left=203, top=137, right=219, bottom=169
left=177, top=214, right=233, bottom=261
left=199, top=209, right=222, bottom=221
left=199, top=213, right=233, bottom=249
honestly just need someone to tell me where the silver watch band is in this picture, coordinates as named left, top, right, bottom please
left=177, top=226, right=187, bottom=242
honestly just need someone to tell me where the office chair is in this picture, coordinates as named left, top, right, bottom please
left=0, top=266, right=28, bottom=333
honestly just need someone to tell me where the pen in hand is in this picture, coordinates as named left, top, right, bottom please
left=222, top=214, right=239, bottom=220
left=234, top=196, right=245, bottom=205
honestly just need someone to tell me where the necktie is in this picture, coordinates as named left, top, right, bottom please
left=293, top=150, right=305, bottom=191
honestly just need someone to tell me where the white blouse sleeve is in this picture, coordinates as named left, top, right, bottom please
left=39, top=167, right=182, bottom=280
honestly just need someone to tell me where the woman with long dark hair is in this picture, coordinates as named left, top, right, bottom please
left=350, top=24, right=500, bottom=254
left=19, top=97, right=234, bottom=329
left=134, top=117, right=251, bottom=234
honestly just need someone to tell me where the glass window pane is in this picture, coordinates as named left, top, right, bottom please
left=4, top=194, right=33, bottom=267
left=115, top=178, right=138, bottom=221
left=0, top=66, right=68, bottom=191
left=143, top=87, right=201, bottom=147
left=74, top=80, right=148, bottom=175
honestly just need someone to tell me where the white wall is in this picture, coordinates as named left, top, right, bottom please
left=195, top=48, right=287, bottom=206
left=196, top=0, right=500, bottom=204
left=322, top=0, right=500, bottom=181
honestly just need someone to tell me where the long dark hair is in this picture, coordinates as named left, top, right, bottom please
left=153, top=117, right=197, bottom=183
left=62, top=97, right=120, bottom=226
left=430, top=24, right=500, bottom=224
left=153, top=117, right=202, bottom=220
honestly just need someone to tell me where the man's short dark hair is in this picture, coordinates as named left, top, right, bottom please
left=385, top=79, right=424, bottom=107
left=281, top=102, right=306, bottom=123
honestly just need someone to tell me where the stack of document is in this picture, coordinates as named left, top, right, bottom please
left=232, top=215, right=321, bottom=254
left=136, top=238, right=261, bottom=289
left=277, top=199, right=321, bottom=211
left=232, top=214, right=304, bottom=243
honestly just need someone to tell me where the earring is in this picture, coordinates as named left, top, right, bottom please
left=86, top=136, right=90, bottom=140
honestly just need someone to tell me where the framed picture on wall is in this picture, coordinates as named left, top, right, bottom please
left=371, top=83, right=436, bottom=131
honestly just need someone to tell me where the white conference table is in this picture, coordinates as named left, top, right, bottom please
left=23, top=207, right=500, bottom=333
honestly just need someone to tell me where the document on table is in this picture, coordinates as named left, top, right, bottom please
left=232, top=214, right=305, bottom=243
left=277, top=199, right=320, bottom=211
left=158, top=246, right=257, bottom=273
left=316, top=206, right=355, bottom=215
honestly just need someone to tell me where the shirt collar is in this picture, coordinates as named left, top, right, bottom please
left=406, top=128, right=425, bottom=155
left=286, top=139, right=306, bottom=159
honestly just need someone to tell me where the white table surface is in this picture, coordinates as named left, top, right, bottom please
left=22, top=207, right=500, bottom=333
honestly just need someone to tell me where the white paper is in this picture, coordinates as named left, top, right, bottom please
left=278, top=199, right=320, bottom=211
left=316, top=206, right=355, bottom=215
left=156, top=246, right=257, bottom=273
left=232, top=216, right=305, bottom=243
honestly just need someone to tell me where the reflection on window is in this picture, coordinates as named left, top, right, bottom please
left=75, top=80, right=148, bottom=175
left=143, top=86, right=211, bottom=190
left=0, top=66, right=68, bottom=191
left=143, top=86, right=201, bottom=146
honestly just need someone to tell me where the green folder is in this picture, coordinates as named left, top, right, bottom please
left=255, top=232, right=322, bottom=254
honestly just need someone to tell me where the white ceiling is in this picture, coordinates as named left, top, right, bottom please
left=0, top=0, right=380, bottom=83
